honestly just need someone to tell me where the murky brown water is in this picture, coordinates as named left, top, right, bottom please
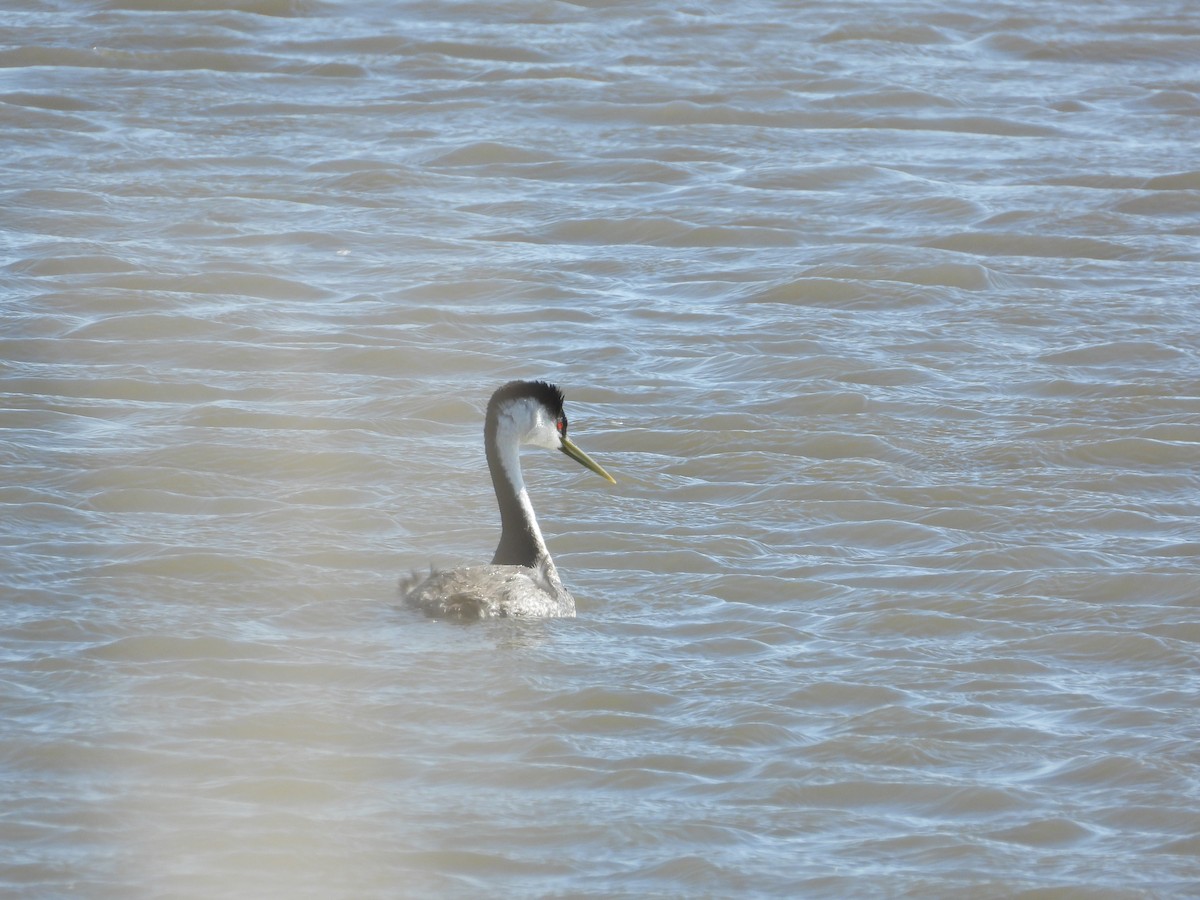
left=3, top=0, right=1199, bottom=896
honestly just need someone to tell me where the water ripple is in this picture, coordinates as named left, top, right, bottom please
left=4, top=0, right=1200, bottom=896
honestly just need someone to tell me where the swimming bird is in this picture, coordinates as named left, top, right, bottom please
left=401, top=380, right=615, bottom=619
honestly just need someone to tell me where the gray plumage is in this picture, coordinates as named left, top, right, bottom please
left=401, top=560, right=572, bottom=619
left=402, top=380, right=614, bottom=620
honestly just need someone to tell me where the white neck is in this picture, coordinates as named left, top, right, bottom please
left=488, top=399, right=559, bottom=572
left=494, top=426, right=551, bottom=563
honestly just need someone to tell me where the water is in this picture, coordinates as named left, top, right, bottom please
left=3, top=0, right=1199, bottom=896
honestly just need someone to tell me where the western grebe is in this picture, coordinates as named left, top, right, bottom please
left=402, top=380, right=615, bottom=619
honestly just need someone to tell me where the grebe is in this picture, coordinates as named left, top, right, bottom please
left=402, top=380, right=615, bottom=619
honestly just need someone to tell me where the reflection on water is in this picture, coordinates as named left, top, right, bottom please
left=3, top=0, right=1200, bottom=895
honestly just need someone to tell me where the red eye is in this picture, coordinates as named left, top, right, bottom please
left=557, top=417, right=567, bottom=434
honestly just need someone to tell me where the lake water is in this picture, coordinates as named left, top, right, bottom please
left=3, top=0, right=1199, bottom=896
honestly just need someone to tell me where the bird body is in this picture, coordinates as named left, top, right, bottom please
left=402, top=380, right=614, bottom=619
left=401, top=560, right=569, bottom=619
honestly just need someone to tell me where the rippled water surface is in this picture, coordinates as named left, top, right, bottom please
left=3, top=0, right=1200, bottom=896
